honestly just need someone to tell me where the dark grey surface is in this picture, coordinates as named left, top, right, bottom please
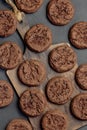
left=0, top=0, right=87, bottom=129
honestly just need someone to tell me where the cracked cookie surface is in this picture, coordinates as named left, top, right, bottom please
left=15, top=0, right=43, bottom=13
left=75, top=64, right=87, bottom=90
left=0, top=80, right=14, bottom=108
left=42, top=110, right=68, bottom=130
left=6, top=119, right=32, bottom=130
left=0, top=42, right=23, bottom=69
left=49, top=44, right=77, bottom=72
left=0, top=10, right=17, bottom=37
left=47, top=0, right=74, bottom=25
left=71, top=93, right=87, bottom=120
left=18, top=59, right=46, bottom=86
left=24, top=24, right=52, bottom=52
left=69, top=22, right=87, bottom=49
left=20, top=88, right=46, bottom=116
left=46, top=76, right=73, bottom=104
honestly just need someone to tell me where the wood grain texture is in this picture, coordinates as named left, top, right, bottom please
left=7, top=43, right=87, bottom=130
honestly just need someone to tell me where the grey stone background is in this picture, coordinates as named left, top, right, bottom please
left=0, top=0, right=87, bottom=129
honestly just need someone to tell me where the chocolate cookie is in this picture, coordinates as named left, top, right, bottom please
left=0, top=10, right=17, bottom=37
left=0, top=80, right=14, bottom=108
left=69, top=22, right=87, bottom=49
left=71, top=93, right=87, bottom=120
left=0, top=42, right=23, bottom=70
left=46, top=76, right=73, bottom=104
left=19, top=88, right=46, bottom=116
left=75, top=64, right=87, bottom=90
left=47, top=0, right=74, bottom=25
left=42, top=110, right=68, bottom=130
left=15, top=0, right=43, bottom=13
left=6, top=119, right=32, bottom=130
left=24, top=24, right=52, bottom=52
left=18, top=59, right=46, bottom=86
left=49, top=44, right=77, bottom=72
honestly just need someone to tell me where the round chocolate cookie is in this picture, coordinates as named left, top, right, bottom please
left=20, top=88, right=46, bottom=117
left=46, top=76, right=73, bottom=104
left=42, top=110, right=68, bottom=130
left=47, top=0, right=74, bottom=25
left=0, top=42, right=23, bottom=70
left=6, top=119, right=32, bottom=130
left=0, top=80, right=14, bottom=108
left=18, top=59, right=46, bottom=86
left=0, top=10, right=17, bottom=37
left=15, top=0, right=43, bottom=13
left=49, top=44, right=77, bottom=72
left=71, top=93, right=87, bottom=120
left=69, top=22, right=87, bottom=49
left=75, top=64, right=87, bottom=90
left=24, top=24, right=52, bottom=52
